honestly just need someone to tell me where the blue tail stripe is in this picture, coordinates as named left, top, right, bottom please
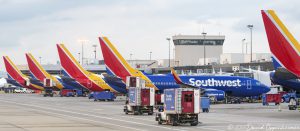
left=272, top=57, right=282, bottom=70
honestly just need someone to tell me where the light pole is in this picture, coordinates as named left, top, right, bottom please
left=149, top=51, right=152, bottom=60
left=202, top=32, right=207, bottom=65
left=247, top=25, right=253, bottom=62
left=130, top=53, right=133, bottom=60
left=78, top=39, right=88, bottom=65
left=39, top=56, right=42, bottom=64
left=242, top=38, right=246, bottom=54
left=92, top=44, right=97, bottom=59
left=166, top=38, right=171, bottom=67
left=130, top=53, right=133, bottom=66
left=78, top=53, right=81, bottom=64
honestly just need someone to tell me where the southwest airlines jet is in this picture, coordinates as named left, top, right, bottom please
left=262, top=10, right=300, bottom=91
left=56, top=44, right=126, bottom=93
left=3, top=56, right=44, bottom=91
left=25, top=53, right=89, bottom=92
left=99, top=37, right=270, bottom=97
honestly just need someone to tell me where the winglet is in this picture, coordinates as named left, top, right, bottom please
left=262, top=10, right=300, bottom=77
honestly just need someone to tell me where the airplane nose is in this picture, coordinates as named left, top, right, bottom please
left=262, top=85, right=271, bottom=94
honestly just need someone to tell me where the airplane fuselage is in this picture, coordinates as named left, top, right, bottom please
left=270, top=72, right=300, bottom=91
left=147, top=74, right=270, bottom=97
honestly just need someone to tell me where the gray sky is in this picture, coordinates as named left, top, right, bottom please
left=1, top=0, right=300, bottom=71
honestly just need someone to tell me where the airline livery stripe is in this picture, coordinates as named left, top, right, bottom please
left=26, top=53, right=63, bottom=90
left=4, top=56, right=27, bottom=78
left=102, top=37, right=136, bottom=74
left=99, top=37, right=158, bottom=90
left=262, top=10, right=300, bottom=77
left=27, top=53, right=48, bottom=78
left=57, top=44, right=114, bottom=92
left=266, top=10, right=300, bottom=55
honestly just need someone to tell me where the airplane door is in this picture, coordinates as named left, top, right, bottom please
left=247, top=80, right=252, bottom=90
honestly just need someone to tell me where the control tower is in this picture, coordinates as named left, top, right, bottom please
left=172, top=35, right=225, bottom=66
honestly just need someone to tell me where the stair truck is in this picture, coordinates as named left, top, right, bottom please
left=155, top=88, right=200, bottom=126
left=124, top=76, right=155, bottom=115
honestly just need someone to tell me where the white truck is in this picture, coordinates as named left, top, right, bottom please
left=124, top=76, right=155, bottom=115
left=156, top=88, right=200, bottom=126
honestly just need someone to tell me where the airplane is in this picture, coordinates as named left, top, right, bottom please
left=98, top=37, right=270, bottom=97
left=56, top=44, right=126, bottom=94
left=0, top=78, right=7, bottom=88
left=261, top=10, right=300, bottom=91
left=25, top=53, right=91, bottom=96
left=3, top=56, right=44, bottom=91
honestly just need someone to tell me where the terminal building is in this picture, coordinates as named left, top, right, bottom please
left=172, top=34, right=225, bottom=66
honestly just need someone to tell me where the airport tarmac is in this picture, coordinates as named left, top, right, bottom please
left=0, top=94, right=300, bottom=131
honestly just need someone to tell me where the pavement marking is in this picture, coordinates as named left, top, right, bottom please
left=0, top=99, right=186, bottom=131
left=0, top=100, right=143, bottom=131
left=197, top=126, right=226, bottom=131
left=1, top=96, right=160, bottom=123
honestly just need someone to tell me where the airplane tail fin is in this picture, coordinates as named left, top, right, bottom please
left=98, top=37, right=136, bottom=81
left=26, top=53, right=63, bottom=90
left=99, top=37, right=157, bottom=89
left=3, top=56, right=44, bottom=90
left=3, top=56, right=27, bottom=83
left=57, top=44, right=109, bottom=91
left=56, top=44, right=89, bottom=79
left=26, top=53, right=50, bottom=81
left=262, top=10, right=300, bottom=77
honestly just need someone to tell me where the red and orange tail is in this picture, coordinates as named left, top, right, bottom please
left=262, top=10, right=300, bottom=77
left=99, top=37, right=158, bottom=89
left=3, top=56, right=44, bottom=90
left=57, top=44, right=111, bottom=92
left=3, top=56, right=27, bottom=86
left=98, top=37, right=135, bottom=82
left=26, top=53, right=48, bottom=81
left=26, top=53, right=63, bottom=90
left=56, top=44, right=89, bottom=80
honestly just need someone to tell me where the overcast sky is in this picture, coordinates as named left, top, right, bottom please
left=1, top=0, right=300, bottom=71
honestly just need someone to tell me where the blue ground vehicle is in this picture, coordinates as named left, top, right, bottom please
left=282, top=92, right=299, bottom=103
left=201, top=97, right=210, bottom=112
left=93, top=91, right=115, bottom=101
